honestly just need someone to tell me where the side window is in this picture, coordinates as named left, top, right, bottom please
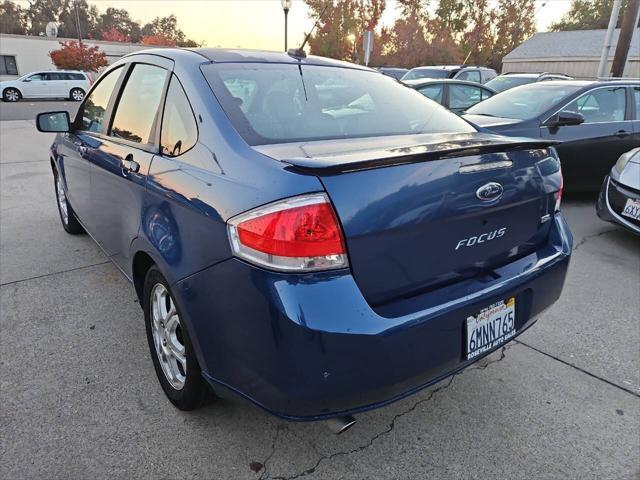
left=160, top=75, right=198, bottom=157
left=110, top=63, right=167, bottom=144
left=449, top=84, right=483, bottom=110
left=417, top=84, right=444, bottom=103
left=634, top=88, right=639, bottom=120
left=47, top=73, right=63, bottom=81
left=28, top=73, right=46, bottom=81
left=79, top=65, right=123, bottom=132
left=458, top=70, right=481, bottom=83
left=565, top=87, right=626, bottom=123
left=481, top=88, right=493, bottom=100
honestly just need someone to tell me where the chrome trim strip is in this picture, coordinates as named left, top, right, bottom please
left=459, top=160, right=512, bottom=173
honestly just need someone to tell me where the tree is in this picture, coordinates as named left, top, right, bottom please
left=141, top=14, right=198, bottom=47
left=25, top=0, right=64, bottom=36
left=550, top=0, right=640, bottom=31
left=305, top=0, right=386, bottom=61
left=0, top=0, right=28, bottom=34
left=97, top=8, right=142, bottom=42
left=141, top=34, right=177, bottom=47
left=101, top=27, right=130, bottom=43
left=57, top=0, right=99, bottom=39
left=49, top=40, right=108, bottom=71
left=491, top=0, right=536, bottom=67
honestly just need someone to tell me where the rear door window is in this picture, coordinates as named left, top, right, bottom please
left=417, top=84, right=444, bottom=103
left=449, top=84, right=484, bottom=110
left=160, top=75, right=198, bottom=157
left=457, top=70, right=481, bottom=83
left=109, top=63, right=167, bottom=144
left=79, top=65, right=123, bottom=132
left=565, top=87, right=627, bottom=123
left=634, top=87, right=639, bottom=120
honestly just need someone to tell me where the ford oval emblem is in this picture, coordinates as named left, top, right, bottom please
left=476, top=182, right=503, bottom=201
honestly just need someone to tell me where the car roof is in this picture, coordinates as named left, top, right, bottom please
left=404, top=78, right=495, bottom=90
left=186, top=48, right=372, bottom=71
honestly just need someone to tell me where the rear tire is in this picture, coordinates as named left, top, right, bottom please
left=69, top=88, right=85, bottom=102
left=54, top=170, right=84, bottom=234
left=143, top=266, right=213, bottom=410
left=2, top=88, right=21, bottom=102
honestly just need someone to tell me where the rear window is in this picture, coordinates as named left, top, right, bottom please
left=202, top=63, right=475, bottom=146
left=484, top=76, right=535, bottom=93
left=402, top=68, right=451, bottom=80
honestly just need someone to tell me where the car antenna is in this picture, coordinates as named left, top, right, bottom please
left=288, top=4, right=329, bottom=59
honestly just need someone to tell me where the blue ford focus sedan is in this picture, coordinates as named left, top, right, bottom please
left=37, top=48, right=572, bottom=428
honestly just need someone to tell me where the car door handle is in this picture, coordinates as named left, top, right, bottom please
left=616, top=130, right=631, bottom=138
left=121, top=154, right=140, bottom=173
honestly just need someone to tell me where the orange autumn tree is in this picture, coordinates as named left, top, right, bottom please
left=49, top=41, right=108, bottom=72
left=141, top=34, right=177, bottom=47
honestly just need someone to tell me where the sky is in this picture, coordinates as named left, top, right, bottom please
left=16, top=0, right=574, bottom=51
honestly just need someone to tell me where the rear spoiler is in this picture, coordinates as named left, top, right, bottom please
left=280, top=136, right=559, bottom=174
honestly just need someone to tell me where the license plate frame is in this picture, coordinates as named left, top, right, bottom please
left=621, top=198, right=640, bottom=221
left=466, top=298, right=516, bottom=360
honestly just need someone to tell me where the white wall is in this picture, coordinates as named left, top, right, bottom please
left=0, top=34, right=153, bottom=80
left=502, top=57, right=640, bottom=79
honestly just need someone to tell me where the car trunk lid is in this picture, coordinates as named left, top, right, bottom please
left=255, top=133, right=561, bottom=306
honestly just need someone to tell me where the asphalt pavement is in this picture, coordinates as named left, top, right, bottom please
left=0, top=100, right=79, bottom=121
left=0, top=117, right=638, bottom=480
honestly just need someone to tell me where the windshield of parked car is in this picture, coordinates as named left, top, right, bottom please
left=401, top=68, right=451, bottom=80
left=202, top=63, right=475, bottom=146
left=484, top=76, right=535, bottom=93
left=466, top=83, right=583, bottom=120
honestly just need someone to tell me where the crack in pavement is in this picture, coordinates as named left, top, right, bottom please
left=572, top=228, right=618, bottom=252
left=264, top=346, right=511, bottom=480
left=258, top=424, right=286, bottom=480
left=515, top=340, right=640, bottom=398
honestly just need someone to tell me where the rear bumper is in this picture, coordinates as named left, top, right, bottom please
left=597, top=176, right=640, bottom=235
left=174, top=214, right=573, bottom=420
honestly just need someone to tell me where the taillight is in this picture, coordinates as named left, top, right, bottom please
left=227, top=193, right=348, bottom=272
left=555, top=169, right=563, bottom=212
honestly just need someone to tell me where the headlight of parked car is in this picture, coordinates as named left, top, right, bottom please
left=615, top=150, right=634, bottom=175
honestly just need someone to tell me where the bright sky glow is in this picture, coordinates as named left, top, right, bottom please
left=15, top=0, right=573, bottom=51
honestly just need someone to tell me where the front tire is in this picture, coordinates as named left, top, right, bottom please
left=54, top=170, right=84, bottom=234
left=69, top=88, right=85, bottom=102
left=143, top=267, right=212, bottom=410
left=3, top=88, right=21, bottom=102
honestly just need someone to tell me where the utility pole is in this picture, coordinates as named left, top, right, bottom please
left=611, top=0, right=640, bottom=77
left=73, top=0, right=82, bottom=44
left=597, top=0, right=622, bottom=78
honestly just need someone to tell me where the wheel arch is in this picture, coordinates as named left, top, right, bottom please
left=132, top=251, right=156, bottom=305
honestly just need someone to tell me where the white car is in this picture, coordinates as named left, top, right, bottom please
left=1, top=70, right=91, bottom=102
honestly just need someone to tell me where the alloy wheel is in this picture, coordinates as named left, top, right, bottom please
left=5, top=89, right=19, bottom=102
left=71, top=89, right=84, bottom=101
left=150, top=283, right=187, bottom=390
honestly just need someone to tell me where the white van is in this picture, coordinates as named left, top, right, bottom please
left=0, top=70, right=92, bottom=102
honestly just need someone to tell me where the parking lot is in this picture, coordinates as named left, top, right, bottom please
left=0, top=108, right=638, bottom=479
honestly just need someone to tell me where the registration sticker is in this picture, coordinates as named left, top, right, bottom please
left=466, top=298, right=516, bottom=360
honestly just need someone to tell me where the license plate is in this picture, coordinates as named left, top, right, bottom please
left=622, top=198, right=640, bottom=221
left=466, top=298, right=516, bottom=360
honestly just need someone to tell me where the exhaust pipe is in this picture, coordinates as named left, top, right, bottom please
left=325, top=415, right=356, bottom=435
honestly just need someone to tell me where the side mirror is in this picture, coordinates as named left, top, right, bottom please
left=544, top=110, right=584, bottom=128
left=22, top=77, right=31, bottom=82
left=36, top=111, right=71, bottom=133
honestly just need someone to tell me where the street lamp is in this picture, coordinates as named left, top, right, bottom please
left=281, top=0, right=292, bottom=52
